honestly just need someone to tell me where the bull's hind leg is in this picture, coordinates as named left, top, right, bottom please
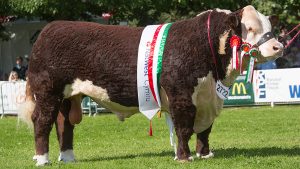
left=32, top=94, right=61, bottom=166
left=196, top=125, right=214, bottom=158
left=169, top=94, right=196, bottom=162
left=55, top=99, right=75, bottom=163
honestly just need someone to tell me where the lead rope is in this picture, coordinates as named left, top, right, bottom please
left=279, top=23, right=300, bottom=49
left=285, top=30, right=300, bottom=49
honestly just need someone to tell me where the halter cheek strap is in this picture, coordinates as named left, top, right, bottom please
left=255, top=32, right=274, bottom=47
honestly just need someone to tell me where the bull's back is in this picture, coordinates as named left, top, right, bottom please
left=29, top=21, right=144, bottom=106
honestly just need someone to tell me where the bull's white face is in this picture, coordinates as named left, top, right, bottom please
left=241, top=5, right=283, bottom=62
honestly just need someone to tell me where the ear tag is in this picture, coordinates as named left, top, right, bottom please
left=216, top=80, right=230, bottom=100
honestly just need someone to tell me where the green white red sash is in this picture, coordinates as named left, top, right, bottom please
left=137, top=23, right=172, bottom=120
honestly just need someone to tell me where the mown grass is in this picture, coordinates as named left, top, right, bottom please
left=0, top=105, right=299, bottom=169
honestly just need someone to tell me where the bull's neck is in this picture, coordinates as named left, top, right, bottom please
left=214, top=25, right=245, bottom=86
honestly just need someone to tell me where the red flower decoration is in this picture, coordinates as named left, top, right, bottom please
left=230, top=35, right=241, bottom=49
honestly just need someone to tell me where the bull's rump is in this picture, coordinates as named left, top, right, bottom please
left=29, top=21, right=144, bottom=106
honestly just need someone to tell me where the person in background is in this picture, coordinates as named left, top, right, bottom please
left=8, top=71, right=20, bottom=82
left=24, top=54, right=29, bottom=71
left=12, top=56, right=27, bottom=80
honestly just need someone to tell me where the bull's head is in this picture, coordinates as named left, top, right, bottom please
left=229, top=5, right=284, bottom=62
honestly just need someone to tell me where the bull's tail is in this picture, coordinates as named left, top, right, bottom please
left=18, top=81, right=35, bottom=127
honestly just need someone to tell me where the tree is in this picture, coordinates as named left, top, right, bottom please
left=252, top=0, right=299, bottom=25
left=0, top=0, right=299, bottom=41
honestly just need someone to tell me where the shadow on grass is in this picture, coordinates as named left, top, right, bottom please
left=79, top=146, right=300, bottom=162
left=214, top=147, right=300, bottom=158
left=78, top=150, right=174, bottom=162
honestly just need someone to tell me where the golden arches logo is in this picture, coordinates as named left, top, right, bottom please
left=232, top=82, right=247, bottom=95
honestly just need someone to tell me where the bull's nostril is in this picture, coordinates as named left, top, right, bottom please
left=273, top=46, right=279, bottom=51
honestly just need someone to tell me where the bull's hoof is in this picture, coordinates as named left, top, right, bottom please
left=33, top=153, right=51, bottom=166
left=33, top=155, right=37, bottom=160
left=174, top=156, right=194, bottom=162
left=196, top=151, right=214, bottom=159
left=58, top=149, right=75, bottom=163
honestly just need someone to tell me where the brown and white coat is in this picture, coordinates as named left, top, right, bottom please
left=19, top=5, right=283, bottom=166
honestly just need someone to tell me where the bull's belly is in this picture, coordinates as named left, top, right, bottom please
left=192, top=72, right=223, bottom=133
left=63, top=79, right=170, bottom=121
left=63, top=76, right=223, bottom=132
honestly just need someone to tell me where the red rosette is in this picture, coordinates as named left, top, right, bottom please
left=240, top=42, right=251, bottom=53
left=230, top=35, right=241, bottom=49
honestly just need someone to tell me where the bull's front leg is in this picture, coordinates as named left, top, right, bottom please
left=55, top=99, right=75, bottom=163
left=196, top=125, right=214, bottom=158
left=32, top=94, right=61, bottom=166
left=169, top=94, right=196, bottom=162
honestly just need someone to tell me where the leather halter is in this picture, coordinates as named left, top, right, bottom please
left=255, top=32, right=274, bottom=47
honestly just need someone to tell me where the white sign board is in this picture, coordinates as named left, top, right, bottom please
left=253, top=68, right=300, bottom=103
left=0, top=81, right=26, bottom=115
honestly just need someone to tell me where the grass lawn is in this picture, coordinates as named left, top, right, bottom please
left=0, top=105, right=299, bottom=169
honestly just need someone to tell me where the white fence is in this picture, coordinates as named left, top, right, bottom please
left=2, top=68, right=300, bottom=117
left=0, top=81, right=26, bottom=117
left=0, top=81, right=106, bottom=118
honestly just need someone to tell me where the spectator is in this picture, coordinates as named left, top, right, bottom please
left=8, top=71, right=20, bottom=82
left=24, top=54, right=29, bottom=70
left=12, top=56, right=27, bottom=80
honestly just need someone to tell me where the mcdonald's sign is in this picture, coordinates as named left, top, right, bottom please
left=224, top=75, right=254, bottom=105
left=232, top=82, right=247, bottom=95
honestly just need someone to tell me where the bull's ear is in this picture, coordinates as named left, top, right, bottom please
left=226, top=9, right=243, bottom=31
left=268, top=15, right=279, bottom=27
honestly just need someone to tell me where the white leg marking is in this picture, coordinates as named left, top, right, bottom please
left=58, top=149, right=75, bottom=163
left=196, top=151, right=214, bottom=159
left=32, top=154, right=37, bottom=160
left=34, top=153, right=50, bottom=166
left=173, top=156, right=194, bottom=161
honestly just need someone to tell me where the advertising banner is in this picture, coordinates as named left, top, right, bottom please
left=224, top=75, right=254, bottom=105
left=253, top=68, right=300, bottom=103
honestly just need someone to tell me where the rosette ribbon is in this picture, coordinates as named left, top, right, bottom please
left=240, top=42, right=251, bottom=73
left=245, top=48, right=259, bottom=83
left=230, top=35, right=241, bottom=70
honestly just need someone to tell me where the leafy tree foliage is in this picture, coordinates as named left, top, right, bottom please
left=0, top=0, right=299, bottom=40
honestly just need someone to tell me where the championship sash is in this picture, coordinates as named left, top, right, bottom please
left=137, top=23, right=172, bottom=120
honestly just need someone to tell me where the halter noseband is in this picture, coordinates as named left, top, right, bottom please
left=255, top=32, right=274, bottom=47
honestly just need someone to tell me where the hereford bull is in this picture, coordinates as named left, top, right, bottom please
left=19, top=5, right=283, bottom=166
